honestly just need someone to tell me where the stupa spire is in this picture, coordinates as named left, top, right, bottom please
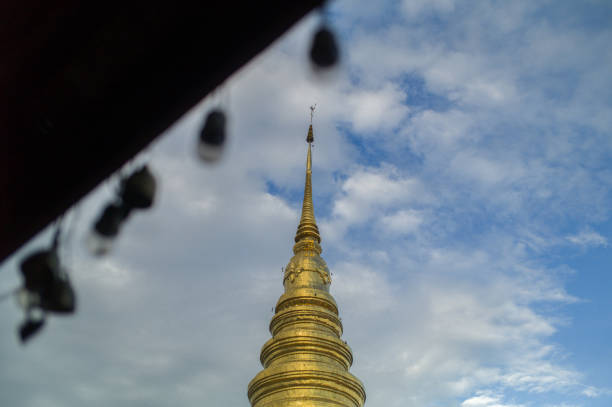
left=247, top=117, right=366, bottom=407
left=295, top=124, right=320, bottom=244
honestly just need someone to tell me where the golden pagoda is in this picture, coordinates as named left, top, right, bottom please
left=247, top=121, right=366, bottom=407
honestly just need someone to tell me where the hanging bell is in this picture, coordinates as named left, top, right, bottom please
left=19, top=249, right=76, bottom=314
left=20, top=250, right=58, bottom=294
left=88, top=203, right=128, bottom=256
left=120, top=166, right=157, bottom=210
left=197, top=109, right=227, bottom=163
left=94, top=203, right=128, bottom=237
left=310, top=25, right=339, bottom=69
left=18, top=317, right=46, bottom=343
left=40, top=268, right=76, bottom=314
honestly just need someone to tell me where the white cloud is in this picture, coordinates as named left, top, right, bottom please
left=407, top=109, right=476, bottom=152
left=401, top=0, right=456, bottom=18
left=378, top=209, right=424, bottom=235
left=346, top=83, right=410, bottom=133
left=331, top=166, right=430, bottom=222
left=321, top=165, right=434, bottom=245
left=580, top=385, right=612, bottom=398
left=462, top=392, right=524, bottom=407
left=567, top=230, right=608, bottom=248
left=332, top=262, right=394, bottom=315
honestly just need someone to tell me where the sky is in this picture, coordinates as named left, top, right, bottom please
left=1, top=1, right=612, bottom=406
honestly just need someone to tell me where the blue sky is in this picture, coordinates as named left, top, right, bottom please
left=1, top=1, right=612, bottom=406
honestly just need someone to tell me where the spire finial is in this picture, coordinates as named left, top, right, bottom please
left=307, top=105, right=316, bottom=144
left=295, top=121, right=320, bottom=244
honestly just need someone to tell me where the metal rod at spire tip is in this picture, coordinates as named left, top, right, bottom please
left=310, top=104, right=316, bottom=124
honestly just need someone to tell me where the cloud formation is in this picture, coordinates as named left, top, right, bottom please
left=1, top=1, right=611, bottom=407
left=567, top=230, right=608, bottom=248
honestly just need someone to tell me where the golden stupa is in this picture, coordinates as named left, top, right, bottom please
left=247, top=121, right=366, bottom=407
